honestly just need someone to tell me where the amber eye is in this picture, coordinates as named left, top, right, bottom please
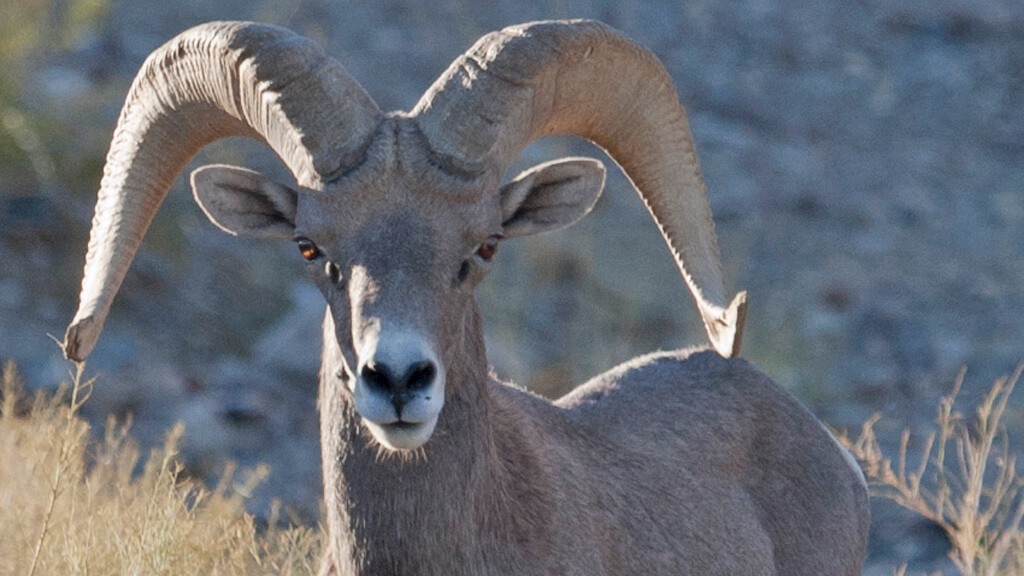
left=296, top=238, right=321, bottom=261
left=475, top=235, right=502, bottom=262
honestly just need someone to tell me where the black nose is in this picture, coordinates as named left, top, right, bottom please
left=361, top=360, right=437, bottom=412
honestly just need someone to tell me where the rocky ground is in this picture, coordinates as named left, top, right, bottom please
left=2, top=0, right=1023, bottom=573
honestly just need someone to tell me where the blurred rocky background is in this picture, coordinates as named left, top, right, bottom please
left=1, top=0, right=1022, bottom=573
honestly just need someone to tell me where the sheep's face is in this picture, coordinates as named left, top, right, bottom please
left=191, top=117, right=604, bottom=451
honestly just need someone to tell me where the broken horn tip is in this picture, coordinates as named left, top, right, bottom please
left=62, top=326, right=81, bottom=362
left=62, top=317, right=96, bottom=362
left=708, top=291, right=748, bottom=359
left=728, top=290, right=748, bottom=320
left=727, top=290, right=748, bottom=358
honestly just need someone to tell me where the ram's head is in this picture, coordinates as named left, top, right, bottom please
left=64, top=20, right=746, bottom=451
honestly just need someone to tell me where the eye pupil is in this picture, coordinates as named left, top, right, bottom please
left=476, top=236, right=501, bottom=262
left=297, top=238, right=320, bottom=261
left=477, top=244, right=496, bottom=261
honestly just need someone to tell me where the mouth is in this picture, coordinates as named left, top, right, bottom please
left=387, top=420, right=422, bottom=431
left=363, top=416, right=438, bottom=451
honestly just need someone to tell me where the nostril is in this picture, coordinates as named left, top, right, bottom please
left=360, top=360, right=437, bottom=395
left=404, top=361, right=437, bottom=391
left=361, top=364, right=394, bottom=393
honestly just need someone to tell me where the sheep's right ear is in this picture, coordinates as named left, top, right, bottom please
left=190, top=165, right=298, bottom=240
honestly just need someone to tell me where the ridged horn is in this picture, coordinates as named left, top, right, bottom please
left=63, top=21, right=382, bottom=362
left=413, top=19, right=746, bottom=358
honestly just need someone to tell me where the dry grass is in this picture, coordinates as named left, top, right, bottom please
left=15, top=352, right=1024, bottom=576
left=843, top=365, right=1024, bottom=576
left=0, top=361, right=321, bottom=576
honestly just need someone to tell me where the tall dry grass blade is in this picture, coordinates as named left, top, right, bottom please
left=27, top=360, right=89, bottom=576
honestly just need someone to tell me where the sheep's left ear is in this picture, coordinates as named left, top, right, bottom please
left=499, top=157, right=606, bottom=239
left=190, top=164, right=298, bottom=240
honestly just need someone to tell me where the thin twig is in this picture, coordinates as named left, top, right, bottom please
left=27, top=361, right=88, bottom=576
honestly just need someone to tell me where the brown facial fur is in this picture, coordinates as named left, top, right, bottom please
left=295, top=117, right=501, bottom=385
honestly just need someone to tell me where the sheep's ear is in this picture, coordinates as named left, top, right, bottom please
left=499, top=157, right=606, bottom=239
left=190, top=164, right=298, bottom=240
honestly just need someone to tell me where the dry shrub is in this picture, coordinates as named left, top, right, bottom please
left=844, top=365, right=1024, bottom=576
left=0, top=361, right=320, bottom=575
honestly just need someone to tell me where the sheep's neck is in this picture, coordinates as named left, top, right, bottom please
left=320, top=303, right=552, bottom=573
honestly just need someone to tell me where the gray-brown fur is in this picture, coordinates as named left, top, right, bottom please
left=63, top=18, right=869, bottom=575
left=318, top=334, right=870, bottom=575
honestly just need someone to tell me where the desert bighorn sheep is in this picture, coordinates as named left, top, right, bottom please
left=64, top=19, right=869, bottom=575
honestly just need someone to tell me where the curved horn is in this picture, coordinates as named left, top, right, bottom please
left=413, top=19, right=746, bottom=358
left=64, top=21, right=382, bottom=361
